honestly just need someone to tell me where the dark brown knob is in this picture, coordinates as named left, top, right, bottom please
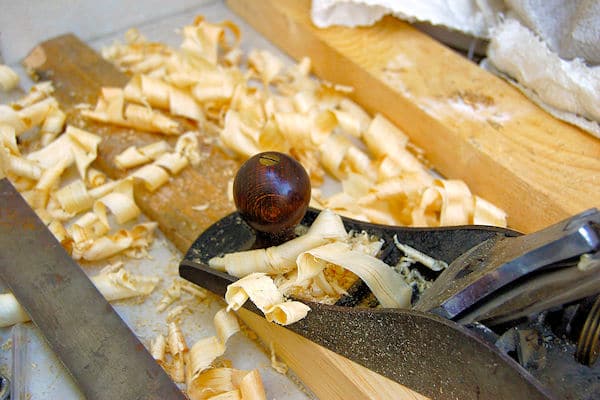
left=233, top=152, right=311, bottom=237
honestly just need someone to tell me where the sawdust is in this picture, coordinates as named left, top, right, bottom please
left=1, top=338, right=12, bottom=351
left=421, top=93, right=512, bottom=127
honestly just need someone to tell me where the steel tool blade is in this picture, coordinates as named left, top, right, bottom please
left=416, top=209, right=600, bottom=321
left=0, top=178, right=185, bottom=400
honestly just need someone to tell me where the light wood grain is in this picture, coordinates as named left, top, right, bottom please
left=227, top=0, right=600, bottom=234
left=238, top=309, right=428, bottom=400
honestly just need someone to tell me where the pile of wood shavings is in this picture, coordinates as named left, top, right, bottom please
left=150, top=311, right=267, bottom=400
left=100, top=16, right=507, bottom=229
left=0, top=70, right=267, bottom=399
left=0, top=81, right=168, bottom=322
left=0, top=13, right=513, bottom=399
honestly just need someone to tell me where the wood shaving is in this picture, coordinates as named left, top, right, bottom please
left=167, top=304, right=191, bottom=322
left=393, top=236, right=448, bottom=272
left=0, top=268, right=159, bottom=327
left=270, top=343, right=288, bottom=375
left=0, top=65, right=20, bottom=92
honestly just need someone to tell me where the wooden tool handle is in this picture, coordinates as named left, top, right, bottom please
left=234, top=151, right=311, bottom=237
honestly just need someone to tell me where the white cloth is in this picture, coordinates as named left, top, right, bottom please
left=487, top=19, right=600, bottom=137
left=506, top=0, right=600, bottom=65
left=311, top=0, right=504, bottom=38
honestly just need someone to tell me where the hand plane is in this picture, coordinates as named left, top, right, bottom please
left=180, top=152, right=600, bottom=400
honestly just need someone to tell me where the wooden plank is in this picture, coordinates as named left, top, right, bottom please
left=23, top=34, right=426, bottom=400
left=239, top=309, right=427, bottom=400
left=226, top=0, right=600, bottom=234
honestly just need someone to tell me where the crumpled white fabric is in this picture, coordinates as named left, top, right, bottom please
left=486, top=18, right=600, bottom=137
left=505, top=0, right=600, bottom=65
left=311, top=0, right=503, bottom=38
left=311, top=0, right=600, bottom=138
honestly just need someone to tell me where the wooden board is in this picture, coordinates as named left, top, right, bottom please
left=23, top=35, right=426, bottom=400
left=239, top=309, right=427, bottom=400
left=226, top=0, right=600, bottom=234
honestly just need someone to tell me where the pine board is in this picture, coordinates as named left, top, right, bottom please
left=227, top=0, right=600, bottom=234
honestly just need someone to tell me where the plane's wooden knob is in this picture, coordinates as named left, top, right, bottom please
left=233, top=152, right=311, bottom=238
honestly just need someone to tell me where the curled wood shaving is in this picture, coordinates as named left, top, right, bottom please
left=81, top=87, right=182, bottom=135
left=393, top=236, right=448, bottom=272
left=114, top=140, right=170, bottom=169
left=0, top=124, right=19, bottom=156
left=71, top=222, right=157, bottom=261
left=55, top=179, right=94, bottom=214
left=130, top=164, right=170, bottom=192
left=189, top=309, right=240, bottom=378
left=175, top=131, right=202, bottom=167
left=209, top=209, right=347, bottom=277
left=1, top=152, right=42, bottom=180
left=92, top=268, right=160, bottom=301
left=0, top=269, right=159, bottom=327
left=40, top=105, right=66, bottom=146
left=224, top=273, right=310, bottom=325
left=86, top=168, right=107, bottom=188
left=48, top=219, right=70, bottom=245
left=27, top=133, right=74, bottom=171
left=0, top=106, right=26, bottom=134
left=167, top=304, right=191, bottom=322
left=16, top=82, right=55, bottom=108
left=238, top=369, right=266, bottom=400
left=115, top=146, right=154, bottom=170
left=167, top=321, right=188, bottom=382
left=18, top=97, right=59, bottom=133
left=248, top=49, right=284, bottom=85
left=93, top=178, right=141, bottom=227
left=154, top=152, right=189, bottom=174
left=70, top=212, right=109, bottom=242
left=157, top=281, right=183, bottom=312
left=188, top=368, right=246, bottom=400
left=297, top=242, right=411, bottom=308
left=187, top=368, right=266, bottom=400
left=28, top=125, right=100, bottom=180
left=124, top=74, right=204, bottom=122
left=150, top=334, right=168, bottom=367
left=182, top=17, right=241, bottom=66
left=0, top=65, right=19, bottom=92
left=190, top=336, right=227, bottom=380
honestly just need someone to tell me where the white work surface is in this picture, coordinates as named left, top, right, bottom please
left=0, top=1, right=314, bottom=399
